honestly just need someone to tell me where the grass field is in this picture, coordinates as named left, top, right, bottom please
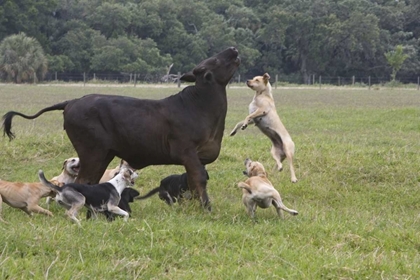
left=0, top=84, right=419, bottom=279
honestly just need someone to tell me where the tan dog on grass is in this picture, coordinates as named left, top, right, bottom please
left=0, top=179, right=61, bottom=222
left=50, top=157, right=80, bottom=183
left=46, top=157, right=80, bottom=204
left=230, top=73, right=297, bottom=183
left=238, top=158, right=298, bottom=219
left=1, top=157, right=79, bottom=222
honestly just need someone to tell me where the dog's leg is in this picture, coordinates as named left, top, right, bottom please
left=241, top=108, right=268, bottom=130
left=0, top=195, right=7, bottom=223
left=162, top=192, right=174, bottom=205
left=270, top=145, right=284, bottom=172
left=66, top=208, right=82, bottom=226
left=66, top=198, right=85, bottom=226
left=230, top=121, right=244, bottom=136
left=245, top=201, right=257, bottom=218
left=250, top=203, right=257, bottom=218
left=107, top=205, right=129, bottom=221
left=286, top=152, right=298, bottom=183
left=27, top=204, right=54, bottom=217
left=46, top=196, right=55, bottom=205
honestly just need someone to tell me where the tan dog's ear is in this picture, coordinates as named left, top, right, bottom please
left=249, top=165, right=256, bottom=176
left=61, top=159, right=68, bottom=170
left=263, top=73, right=270, bottom=84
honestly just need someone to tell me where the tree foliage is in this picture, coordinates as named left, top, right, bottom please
left=385, top=45, right=409, bottom=81
left=0, top=0, right=419, bottom=82
left=0, top=32, right=48, bottom=83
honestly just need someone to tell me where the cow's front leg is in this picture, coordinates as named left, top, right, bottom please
left=183, top=159, right=210, bottom=211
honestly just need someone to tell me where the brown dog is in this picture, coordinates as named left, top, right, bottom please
left=238, top=158, right=298, bottom=219
left=230, top=73, right=297, bottom=183
left=0, top=179, right=60, bottom=222
left=46, top=157, right=80, bottom=204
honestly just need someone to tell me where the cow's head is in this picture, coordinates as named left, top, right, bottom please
left=180, top=47, right=240, bottom=86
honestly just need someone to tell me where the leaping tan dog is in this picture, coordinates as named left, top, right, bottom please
left=46, top=157, right=80, bottom=204
left=230, top=73, right=297, bottom=183
left=238, top=158, right=298, bottom=219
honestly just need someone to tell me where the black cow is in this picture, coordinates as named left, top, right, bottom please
left=2, top=47, right=240, bottom=209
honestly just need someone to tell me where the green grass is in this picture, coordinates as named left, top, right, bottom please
left=0, top=84, right=419, bottom=279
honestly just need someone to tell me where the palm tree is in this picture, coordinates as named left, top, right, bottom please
left=0, top=32, right=48, bottom=83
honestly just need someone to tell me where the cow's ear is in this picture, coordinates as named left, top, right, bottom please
left=180, top=71, right=196, bottom=82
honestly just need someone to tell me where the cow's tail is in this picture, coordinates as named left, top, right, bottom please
left=135, top=187, right=161, bottom=200
left=2, top=100, right=71, bottom=140
left=38, top=170, right=63, bottom=193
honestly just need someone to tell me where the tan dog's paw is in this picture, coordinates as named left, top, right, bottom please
left=229, top=129, right=237, bottom=136
left=241, top=124, right=248, bottom=130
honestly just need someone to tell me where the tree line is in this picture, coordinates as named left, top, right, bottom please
left=0, top=0, right=419, bottom=83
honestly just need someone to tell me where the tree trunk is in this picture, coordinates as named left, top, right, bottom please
left=300, top=53, right=310, bottom=84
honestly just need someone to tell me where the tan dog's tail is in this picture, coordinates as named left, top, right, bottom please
left=238, top=182, right=252, bottom=194
left=38, top=170, right=62, bottom=193
left=274, top=200, right=298, bottom=216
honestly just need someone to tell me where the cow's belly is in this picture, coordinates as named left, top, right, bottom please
left=197, top=140, right=221, bottom=165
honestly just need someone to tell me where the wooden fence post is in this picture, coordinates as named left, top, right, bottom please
left=177, top=72, right=181, bottom=88
left=352, top=76, right=355, bottom=86
left=275, top=74, right=278, bottom=89
left=237, top=74, right=240, bottom=84
left=134, top=73, right=137, bottom=87
left=319, top=75, right=322, bottom=89
left=83, top=72, right=86, bottom=86
left=338, top=76, right=340, bottom=86
left=418, top=76, right=419, bottom=90
left=55, top=72, right=57, bottom=82
left=368, top=76, right=371, bottom=90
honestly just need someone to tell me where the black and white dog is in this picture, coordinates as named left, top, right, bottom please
left=137, top=171, right=209, bottom=205
left=38, top=167, right=138, bottom=225
left=86, top=187, right=140, bottom=221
